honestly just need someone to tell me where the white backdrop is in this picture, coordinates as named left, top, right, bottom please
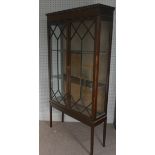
left=39, top=0, right=116, bottom=123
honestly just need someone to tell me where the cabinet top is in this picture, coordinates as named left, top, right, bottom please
left=46, top=4, right=115, bottom=22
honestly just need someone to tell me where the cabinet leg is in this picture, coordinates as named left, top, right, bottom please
left=90, top=127, right=94, bottom=155
left=103, top=118, right=107, bottom=147
left=62, top=112, right=64, bottom=122
left=50, top=105, right=52, bottom=127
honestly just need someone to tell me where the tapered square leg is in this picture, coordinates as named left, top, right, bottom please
left=50, top=105, right=52, bottom=127
left=62, top=112, right=64, bottom=122
left=90, top=127, right=94, bottom=155
left=103, top=118, right=107, bottom=147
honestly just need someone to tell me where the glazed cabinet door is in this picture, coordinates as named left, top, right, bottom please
left=69, top=18, right=96, bottom=118
left=48, top=22, right=67, bottom=106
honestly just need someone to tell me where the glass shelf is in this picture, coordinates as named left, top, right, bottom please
left=52, top=74, right=106, bottom=88
left=51, top=49, right=109, bottom=54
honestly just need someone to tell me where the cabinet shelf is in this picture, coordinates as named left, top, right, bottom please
left=52, top=49, right=109, bottom=54
left=52, top=74, right=106, bottom=88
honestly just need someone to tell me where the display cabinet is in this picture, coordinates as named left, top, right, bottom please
left=46, top=4, right=114, bottom=155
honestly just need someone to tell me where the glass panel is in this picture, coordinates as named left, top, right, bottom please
left=100, top=21, right=112, bottom=52
left=82, top=32, right=94, bottom=52
left=50, top=23, right=67, bottom=106
left=70, top=19, right=95, bottom=117
left=96, top=20, right=112, bottom=118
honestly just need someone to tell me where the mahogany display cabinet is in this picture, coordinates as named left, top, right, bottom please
left=46, top=4, right=115, bottom=155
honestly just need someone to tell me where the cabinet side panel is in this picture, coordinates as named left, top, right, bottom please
left=96, top=20, right=113, bottom=118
